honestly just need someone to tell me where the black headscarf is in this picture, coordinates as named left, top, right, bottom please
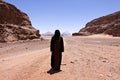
left=53, top=30, right=60, bottom=40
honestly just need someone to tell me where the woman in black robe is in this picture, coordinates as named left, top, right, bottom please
left=50, top=30, right=64, bottom=71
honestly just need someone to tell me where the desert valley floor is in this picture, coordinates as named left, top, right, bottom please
left=0, top=36, right=120, bottom=80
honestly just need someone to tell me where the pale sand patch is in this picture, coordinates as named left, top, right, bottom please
left=88, top=34, right=113, bottom=38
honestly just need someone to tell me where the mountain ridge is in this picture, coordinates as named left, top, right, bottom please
left=72, top=11, right=120, bottom=37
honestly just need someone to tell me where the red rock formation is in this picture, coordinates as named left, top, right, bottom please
left=0, top=1, right=40, bottom=42
left=73, top=11, right=120, bottom=37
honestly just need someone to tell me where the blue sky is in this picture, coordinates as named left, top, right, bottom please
left=5, top=0, right=120, bottom=33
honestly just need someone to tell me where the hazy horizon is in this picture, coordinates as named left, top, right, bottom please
left=5, top=0, right=120, bottom=34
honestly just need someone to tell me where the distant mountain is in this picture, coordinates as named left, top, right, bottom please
left=0, top=1, right=40, bottom=42
left=62, top=32, right=71, bottom=36
left=41, top=32, right=53, bottom=36
left=72, top=11, right=120, bottom=37
left=42, top=31, right=71, bottom=37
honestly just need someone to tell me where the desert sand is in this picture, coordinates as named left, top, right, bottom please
left=0, top=36, right=120, bottom=80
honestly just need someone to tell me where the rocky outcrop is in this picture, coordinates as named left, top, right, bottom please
left=73, top=11, right=120, bottom=37
left=0, top=1, right=40, bottom=42
left=72, top=32, right=89, bottom=36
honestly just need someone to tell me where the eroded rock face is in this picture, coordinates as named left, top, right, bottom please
left=73, top=11, right=120, bottom=37
left=0, top=1, right=40, bottom=42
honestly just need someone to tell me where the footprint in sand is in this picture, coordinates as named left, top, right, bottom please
left=70, top=60, right=78, bottom=64
left=99, top=57, right=109, bottom=63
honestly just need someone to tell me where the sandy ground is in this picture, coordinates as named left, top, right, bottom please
left=0, top=36, right=120, bottom=80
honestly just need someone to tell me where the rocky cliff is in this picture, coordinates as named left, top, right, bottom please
left=73, top=11, right=120, bottom=37
left=0, top=1, right=40, bottom=42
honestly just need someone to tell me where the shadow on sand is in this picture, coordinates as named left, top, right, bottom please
left=47, top=68, right=62, bottom=75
